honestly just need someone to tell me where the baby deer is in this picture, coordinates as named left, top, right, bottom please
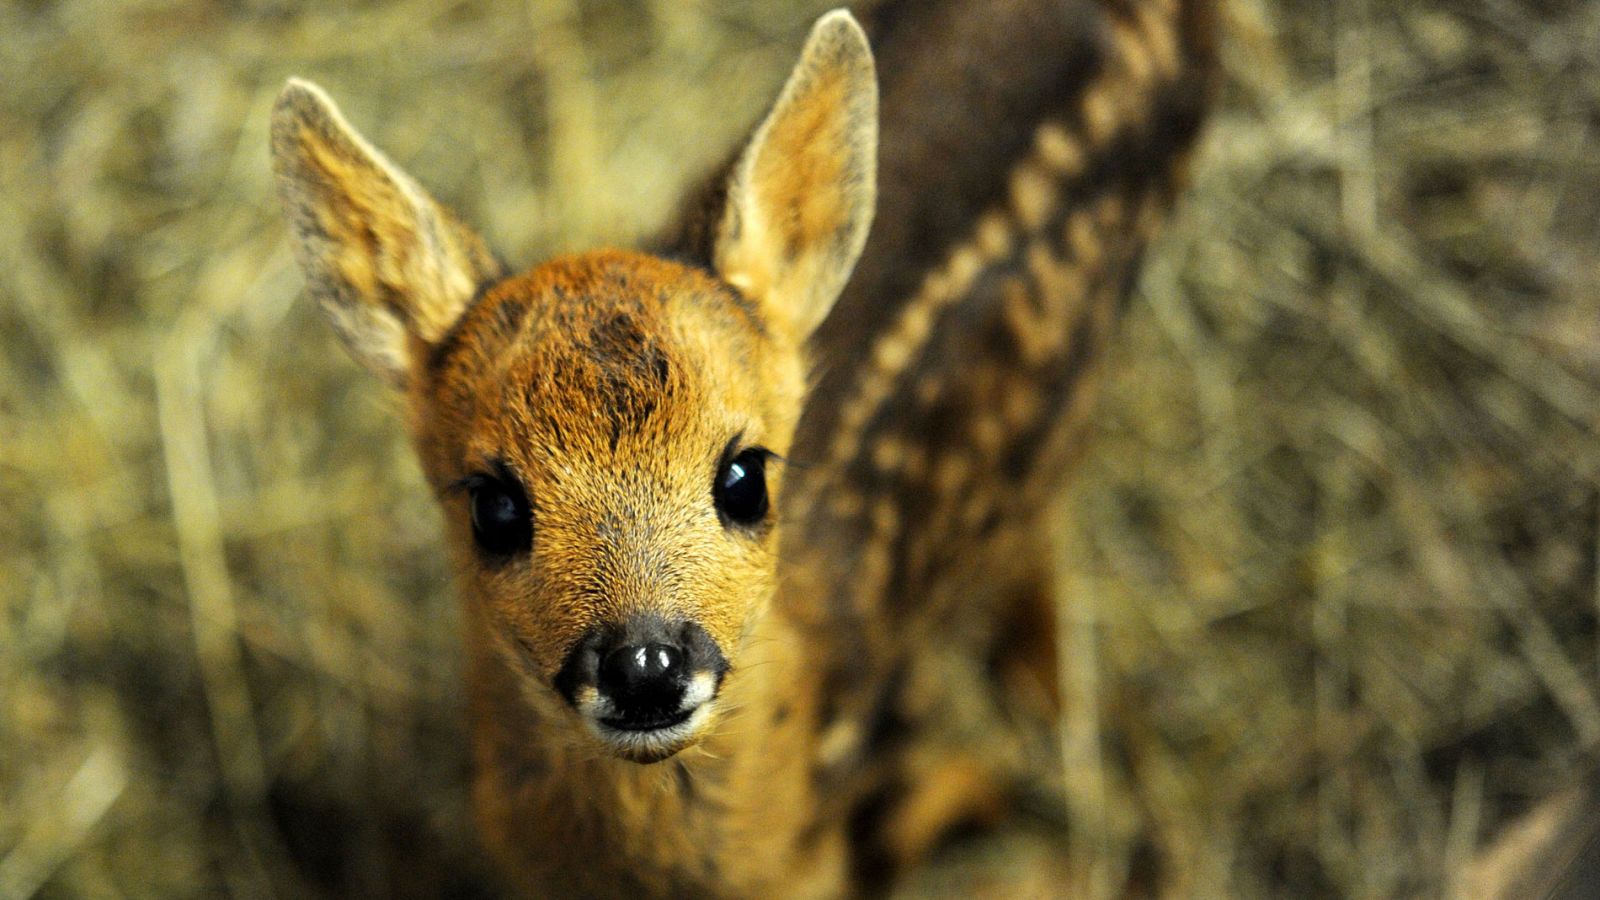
left=271, top=1, right=1214, bottom=895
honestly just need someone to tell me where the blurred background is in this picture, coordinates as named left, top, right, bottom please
left=3, top=0, right=1598, bottom=896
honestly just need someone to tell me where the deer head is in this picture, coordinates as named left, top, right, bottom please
left=270, top=10, right=876, bottom=763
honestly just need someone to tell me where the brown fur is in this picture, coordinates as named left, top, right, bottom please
left=271, top=2, right=1216, bottom=896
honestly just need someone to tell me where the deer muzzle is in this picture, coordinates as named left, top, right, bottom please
left=552, top=615, right=729, bottom=762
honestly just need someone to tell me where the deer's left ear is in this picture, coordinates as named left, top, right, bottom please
left=715, top=9, right=878, bottom=342
left=270, top=78, right=505, bottom=388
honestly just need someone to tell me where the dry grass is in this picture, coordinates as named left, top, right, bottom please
left=2, top=0, right=1597, bottom=896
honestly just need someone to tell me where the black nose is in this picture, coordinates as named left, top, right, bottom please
left=599, top=642, right=686, bottom=722
left=601, top=643, right=683, bottom=697
left=552, top=617, right=730, bottom=726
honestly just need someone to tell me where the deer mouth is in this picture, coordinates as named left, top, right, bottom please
left=574, top=669, right=720, bottom=762
left=600, top=707, right=694, bottom=732
left=585, top=696, right=716, bottom=763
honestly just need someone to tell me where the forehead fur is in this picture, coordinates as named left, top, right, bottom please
left=418, top=249, right=772, bottom=474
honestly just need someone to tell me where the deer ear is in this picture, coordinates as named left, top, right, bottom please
left=270, top=78, right=504, bottom=387
left=715, top=9, right=877, bottom=342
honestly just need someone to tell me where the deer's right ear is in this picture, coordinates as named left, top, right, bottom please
left=270, top=78, right=504, bottom=387
left=714, top=9, right=877, bottom=343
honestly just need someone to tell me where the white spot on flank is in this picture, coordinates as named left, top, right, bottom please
left=1035, top=123, right=1085, bottom=177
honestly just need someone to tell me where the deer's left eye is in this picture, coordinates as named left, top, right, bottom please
left=468, top=472, right=532, bottom=556
left=715, top=448, right=770, bottom=527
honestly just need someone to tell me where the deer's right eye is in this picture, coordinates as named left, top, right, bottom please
left=468, top=474, right=532, bottom=557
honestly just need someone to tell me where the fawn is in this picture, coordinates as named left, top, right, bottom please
left=271, top=1, right=1215, bottom=895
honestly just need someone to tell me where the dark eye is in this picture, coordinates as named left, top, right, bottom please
left=715, top=448, right=770, bottom=527
left=468, top=472, right=532, bottom=556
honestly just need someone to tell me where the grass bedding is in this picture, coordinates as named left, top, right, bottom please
left=3, top=0, right=1598, bottom=895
